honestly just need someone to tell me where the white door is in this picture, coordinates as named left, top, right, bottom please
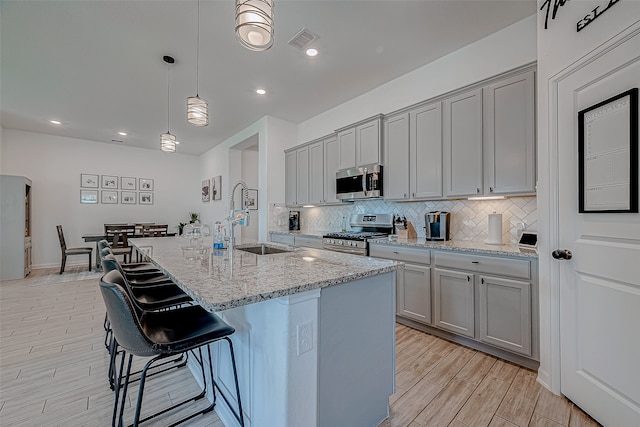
left=556, top=28, right=640, bottom=426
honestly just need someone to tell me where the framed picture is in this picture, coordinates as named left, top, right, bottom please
left=202, top=179, right=211, bottom=202
left=101, top=175, right=118, bottom=189
left=139, top=178, right=154, bottom=191
left=139, top=192, right=154, bottom=205
left=121, top=176, right=137, bottom=190
left=80, top=189, right=98, bottom=204
left=578, top=88, right=638, bottom=213
left=101, top=190, right=118, bottom=204
left=246, top=189, right=258, bottom=210
left=81, top=173, right=99, bottom=188
left=212, top=175, right=222, bottom=200
left=121, top=191, right=137, bottom=204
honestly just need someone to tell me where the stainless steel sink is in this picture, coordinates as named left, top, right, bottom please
left=237, top=245, right=292, bottom=255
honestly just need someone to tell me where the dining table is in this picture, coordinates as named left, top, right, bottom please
left=82, top=232, right=176, bottom=269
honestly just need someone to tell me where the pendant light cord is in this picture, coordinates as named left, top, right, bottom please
left=167, top=64, right=171, bottom=133
left=196, top=0, right=200, bottom=97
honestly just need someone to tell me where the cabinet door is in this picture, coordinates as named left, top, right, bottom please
left=324, top=136, right=339, bottom=204
left=397, top=263, right=431, bottom=324
left=411, top=102, right=443, bottom=199
left=356, top=118, right=381, bottom=166
left=338, top=128, right=356, bottom=170
left=308, top=141, right=324, bottom=204
left=285, top=150, right=297, bottom=206
left=479, top=275, right=532, bottom=356
left=271, top=233, right=295, bottom=245
left=296, top=146, right=310, bottom=205
left=484, top=70, right=536, bottom=195
left=383, top=113, right=410, bottom=200
left=433, top=268, right=475, bottom=337
left=443, top=88, right=483, bottom=197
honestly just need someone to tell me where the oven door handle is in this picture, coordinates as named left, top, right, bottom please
left=324, top=246, right=365, bottom=255
left=362, top=167, right=368, bottom=197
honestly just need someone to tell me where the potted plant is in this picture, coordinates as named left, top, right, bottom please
left=177, top=213, right=200, bottom=235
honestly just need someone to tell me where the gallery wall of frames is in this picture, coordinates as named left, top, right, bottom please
left=80, top=173, right=154, bottom=205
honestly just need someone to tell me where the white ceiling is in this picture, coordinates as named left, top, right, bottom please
left=0, top=1, right=535, bottom=156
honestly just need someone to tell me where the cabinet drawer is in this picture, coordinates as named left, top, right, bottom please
left=270, top=233, right=295, bottom=245
left=295, top=236, right=323, bottom=249
left=369, top=244, right=430, bottom=265
left=434, top=251, right=530, bottom=280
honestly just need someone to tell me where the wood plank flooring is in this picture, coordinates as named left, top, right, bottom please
left=1, top=267, right=601, bottom=426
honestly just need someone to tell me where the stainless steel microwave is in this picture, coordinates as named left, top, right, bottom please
left=336, top=164, right=383, bottom=200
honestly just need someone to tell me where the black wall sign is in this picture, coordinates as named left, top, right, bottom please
left=577, top=0, right=621, bottom=32
left=539, top=0, right=623, bottom=32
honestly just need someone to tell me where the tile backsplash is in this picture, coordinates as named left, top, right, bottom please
left=270, top=197, right=537, bottom=244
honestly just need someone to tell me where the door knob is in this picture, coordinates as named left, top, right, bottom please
left=552, top=249, right=572, bottom=260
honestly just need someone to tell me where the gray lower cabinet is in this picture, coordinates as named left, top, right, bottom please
left=397, top=263, right=431, bottom=324
left=270, top=233, right=295, bottom=245
left=479, top=274, right=531, bottom=356
left=294, top=235, right=323, bottom=249
left=369, top=244, right=431, bottom=325
left=433, top=268, right=475, bottom=338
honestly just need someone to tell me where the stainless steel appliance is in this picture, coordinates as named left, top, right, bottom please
left=335, top=164, right=383, bottom=200
left=289, top=211, right=300, bottom=231
left=424, top=211, right=450, bottom=241
left=323, top=213, right=393, bottom=255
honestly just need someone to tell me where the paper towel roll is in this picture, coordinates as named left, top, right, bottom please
left=485, top=213, right=503, bottom=245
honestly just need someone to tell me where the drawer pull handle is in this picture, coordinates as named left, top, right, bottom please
left=392, top=251, right=399, bottom=254
left=467, top=276, right=471, bottom=282
left=471, top=261, right=479, bottom=264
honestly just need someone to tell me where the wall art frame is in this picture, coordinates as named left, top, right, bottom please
left=101, top=190, right=118, bottom=204
left=202, top=179, right=211, bottom=202
left=121, top=176, right=137, bottom=190
left=121, top=191, right=137, bottom=204
left=212, top=175, right=222, bottom=200
left=246, top=189, right=258, bottom=210
left=101, top=175, right=118, bottom=189
left=139, top=192, right=154, bottom=205
left=81, top=173, right=99, bottom=188
left=80, top=189, right=98, bottom=204
left=139, top=178, right=154, bottom=191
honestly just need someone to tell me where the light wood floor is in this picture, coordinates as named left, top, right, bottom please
left=1, top=267, right=601, bottom=427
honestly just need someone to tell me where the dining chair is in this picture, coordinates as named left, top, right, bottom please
left=56, top=225, right=93, bottom=274
left=142, top=224, right=168, bottom=237
left=110, top=230, right=134, bottom=263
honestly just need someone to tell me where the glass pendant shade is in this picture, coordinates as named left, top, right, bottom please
left=160, top=132, right=177, bottom=153
left=235, top=0, right=274, bottom=51
left=187, top=96, right=209, bottom=126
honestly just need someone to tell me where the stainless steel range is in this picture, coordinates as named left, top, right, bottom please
left=323, top=214, right=393, bottom=256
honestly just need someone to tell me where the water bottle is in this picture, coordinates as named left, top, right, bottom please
left=213, top=223, right=224, bottom=255
left=341, top=216, right=347, bottom=232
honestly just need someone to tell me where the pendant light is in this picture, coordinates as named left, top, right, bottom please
left=187, top=0, right=209, bottom=126
left=161, top=56, right=178, bottom=153
left=235, top=0, right=274, bottom=51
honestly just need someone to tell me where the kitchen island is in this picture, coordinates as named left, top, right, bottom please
left=130, top=237, right=401, bottom=427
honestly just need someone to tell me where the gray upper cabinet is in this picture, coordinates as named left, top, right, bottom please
left=411, top=102, right=443, bottom=199
left=355, top=117, right=382, bottom=166
left=383, top=113, right=410, bottom=200
left=285, top=150, right=297, bottom=206
left=384, top=102, right=442, bottom=201
left=296, top=145, right=310, bottom=206
left=324, top=135, right=339, bottom=204
left=309, top=141, right=324, bottom=204
left=337, top=115, right=383, bottom=170
left=337, top=127, right=356, bottom=170
left=443, top=88, right=484, bottom=198
left=483, top=70, right=536, bottom=195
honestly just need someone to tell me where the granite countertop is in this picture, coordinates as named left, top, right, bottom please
left=368, top=237, right=538, bottom=258
left=130, top=237, right=401, bottom=312
left=269, top=230, right=327, bottom=238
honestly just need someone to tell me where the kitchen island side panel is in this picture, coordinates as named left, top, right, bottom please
left=318, top=271, right=396, bottom=427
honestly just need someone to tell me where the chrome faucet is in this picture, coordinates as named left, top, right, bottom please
left=226, top=181, right=250, bottom=259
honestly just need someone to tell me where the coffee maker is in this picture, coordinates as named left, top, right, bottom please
left=288, top=211, right=300, bottom=231
left=424, top=211, right=450, bottom=241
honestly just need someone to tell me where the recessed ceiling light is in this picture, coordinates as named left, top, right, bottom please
left=305, top=48, right=318, bottom=57
left=256, top=89, right=266, bottom=95
left=49, top=120, right=62, bottom=125
left=118, top=131, right=128, bottom=136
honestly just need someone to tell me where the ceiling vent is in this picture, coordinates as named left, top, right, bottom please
left=287, top=28, right=319, bottom=50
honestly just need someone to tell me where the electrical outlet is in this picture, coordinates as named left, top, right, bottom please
left=296, top=321, right=313, bottom=355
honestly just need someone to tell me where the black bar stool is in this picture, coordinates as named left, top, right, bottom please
left=99, top=270, right=244, bottom=427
